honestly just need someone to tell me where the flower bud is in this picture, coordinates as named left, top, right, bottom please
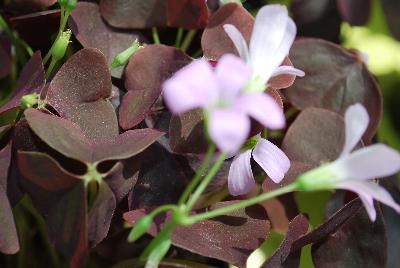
left=58, top=0, right=77, bottom=12
left=20, top=93, right=39, bottom=109
left=128, top=215, right=152, bottom=242
left=296, top=164, right=338, bottom=191
left=52, top=30, right=72, bottom=61
left=65, top=0, right=77, bottom=12
left=110, top=39, right=143, bottom=69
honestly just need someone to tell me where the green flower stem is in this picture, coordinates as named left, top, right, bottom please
left=180, top=29, right=197, bottom=53
left=183, top=183, right=299, bottom=225
left=43, top=9, right=71, bottom=65
left=175, top=28, right=184, bottom=48
left=262, top=128, right=268, bottom=139
left=152, top=27, right=161, bottom=44
left=178, top=144, right=216, bottom=205
left=192, top=49, right=203, bottom=58
left=45, top=58, right=58, bottom=78
left=185, top=151, right=227, bottom=211
left=149, top=204, right=178, bottom=218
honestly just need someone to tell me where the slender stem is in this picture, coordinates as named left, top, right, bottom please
left=180, top=29, right=197, bottom=53
left=175, top=28, right=184, bottom=48
left=43, top=9, right=70, bottom=65
left=152, top=27, right=161, bottom=44
left=192, top=49, right=203, bottom=58
left=186, top=152, right=226, bottom=211
left=149, top=204, right=178, bottom=218
left=262, top=128, right=268, bottom=139
left=183, top=183, right=299, bottom=225
left=178, top=144, right=216, bottom=205
left=45, top=58, right=57, bottom=78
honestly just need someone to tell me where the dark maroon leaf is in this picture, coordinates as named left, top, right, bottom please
left=0, top=143, right=19, bottom=254
left=157, top=202, right=270, bottom=267
left=291, top=0, right=330, bottom=25
left=263, top=214, right=309, bottom=267
left=291, top=0, right=341, bottom=43
left=169, top=109, right=208, bottom=154
left=17, top=151, right=79, bottom=215
left=24, top=108, right=93, bottom=162
left=0, top=51, right=45, bottom=114
left=46, top=182, right=88, bottom=268
left=381, top=180, right=400, bottom=268
left=336, top=0, right=371, bottom=25
left=119, top=44, right=192, bottom=130
left=99, top=0, right=167, bottom=29
left=45, top=48, right=118, bottom=139
left=0, top=36, right=12, bottom=79
left=9, top=10, right=60, bottom=49
left=88, top=182, right=116, bottom=246
left=291, top=198, right=362, bottom=251
left=260, top=194, right=300, bottom=233
left=312, top=203, right=386, bottom=267
left=69, top=2, right=144, bottom=78
left=201, top=3, right=253, bottom=60
left=129, top=143, right=190, bottom=210
left=382, top=0, right=400, bottom=40
left=24, top=108, right=164, bottom=163
left=0, top=125, right=12, bottom=137
left=105, top=160, right=140, bottom=203
left=93, top=128, right=165, bottom=162
left=8, top=0, right=56, bottom=10
left=284, top=38, right=381, bottom=142
left=282, top=107, right=345, bottom=167
left=166, top=0, right=209, bottom=29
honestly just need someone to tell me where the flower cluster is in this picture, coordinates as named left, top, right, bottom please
left=164, top=4, right=304, bottom=195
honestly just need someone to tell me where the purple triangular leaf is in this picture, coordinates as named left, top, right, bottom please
left=45, top=48, right=118, bottom=139
left=119, top=44, right=192, bottom=130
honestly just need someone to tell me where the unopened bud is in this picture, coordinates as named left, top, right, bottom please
left=128, top=215, right=152, bottom=242
left=20, top=93, right=39, bottom=109
left=110, top=39, right=143, bottom=69
left=52, top=30, right=72, bottom=61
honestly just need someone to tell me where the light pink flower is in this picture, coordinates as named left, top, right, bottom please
left=163, top=54, right=285, bottom=155
left=298, top=104, right=400, bottom=221
left=228, top=136, right=290, bottom=196
left=224, top=5, right=304, bottom=92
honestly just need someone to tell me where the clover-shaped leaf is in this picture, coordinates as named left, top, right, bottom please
left=69, top=2, right=143, bottom=78
left=119, top=44, right=192, bottom=130
left=24, top=108, right=164, bottom=164
left=284, top=38, right=382, bottom=142
left=0, top=143, right=19, bottom=254
left=45, top=48, right=118, bottom=139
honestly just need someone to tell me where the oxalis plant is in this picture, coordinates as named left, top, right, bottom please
left=1, top=0, right=400, bottom=267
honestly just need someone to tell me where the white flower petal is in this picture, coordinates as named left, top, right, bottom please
left=235, top=92, right=285, bottom=130
left=249, top=5, right=296, bottom=82
left=208, top=108, right=250, bottom=155
left=332, top=144, right=400, bottom=181
left=358, top=193, right=376, bottom=221
left=271, top=65, right=305, bottom=77
left=223, top=24, right=250, bottom=61
left=163, top=59, right=218, bottom=114
left=215, top=54, right=253, bottom=104
left=252, top=138, right=290, bottom=183
left=228, top=150, right=255, bottom=196
left=337, top=180, right=400, bottom=221
left=340, top=103, right=370, bottom=156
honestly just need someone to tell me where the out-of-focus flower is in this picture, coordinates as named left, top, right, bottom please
left=224, top=5, right=305, bottom=92
left=228, top=135, right=290, bottom=196
left=297, top=103, right=400, bottom=221
left=163, top=54, right=285, bottom=155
